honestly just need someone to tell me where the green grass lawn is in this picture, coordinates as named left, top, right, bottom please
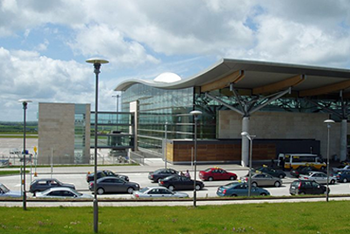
left=0, top=201, right=349, bottom=233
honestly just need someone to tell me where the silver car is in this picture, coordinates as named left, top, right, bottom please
left=300, top=171, right=336, bottom=184
left=0, top=183, right=22, bottom=198
left=241, top=172, right=282, bottom=187
left=133, top=187, right=189, bottom=198
left=35, top=187, right=92, bottom=199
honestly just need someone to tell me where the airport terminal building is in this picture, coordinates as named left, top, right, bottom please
left=115, top=59, right=350, bottom=166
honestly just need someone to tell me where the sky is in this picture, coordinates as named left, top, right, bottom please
left=1, top=0, right=350, bottom=122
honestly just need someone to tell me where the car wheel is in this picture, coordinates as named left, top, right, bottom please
left=330, top=179, right=335, bottom=184
left=299, top=191, right=305, bottom=195
left=127, top=187, right=134, bottom=194
left=320, top=166, right=325, bottom=170
left=208, top=177, right=214, bottom=181
left=231, top=194, right=237, bottom=197
left=274, top=181, right=281, bottom=187
left=195, top=184, right=201, bottom=190
left=279, top=174, right=284, bottom=179
left=168, top=185, right=175, bottom=191
left=229, top=176, right=235, bottom=180
left=97, top=188, right=104, bottom=195
left=343, top=178, right=348, bottom=183
left=260, top=193, right=268, bottom=196
left=252, top=182, right=258, bottom=187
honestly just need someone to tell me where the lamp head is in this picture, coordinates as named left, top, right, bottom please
left=86, top=58, right=109, bottom=64
left=324, top=119, right=335, bottom=124
left=18, top=99, right=32, bottom=104
left=241, top=131, right=248, bottom=136
left=190, top=110, right=202, bottom=116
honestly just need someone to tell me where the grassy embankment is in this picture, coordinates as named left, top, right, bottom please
left=0, top=201, right=349, bottom=233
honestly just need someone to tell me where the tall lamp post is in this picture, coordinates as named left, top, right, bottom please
left=190, top=110, right=202, bottom=207
left=324, top=119, right=335, bottom=202
left=86, top=58, right=109, bottom=233
left=241, top=131, right=255, bottom=197
left=19, top=99, right=32, bottom=210
left=164, top=122, right=168, bottom=169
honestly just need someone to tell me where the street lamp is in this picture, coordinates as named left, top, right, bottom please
left=112, top=94, right=120, bottom=112
left=86, top=58, right=109, bottom=233
left=19, top=99, right=32, bottom=210
left=241, top=131, right=255, bottom=197
left=164, top=122, right=168, bottom=169
left=190, top=110, right=202, bottom=207
left=324, top=119, right=335, bottom=202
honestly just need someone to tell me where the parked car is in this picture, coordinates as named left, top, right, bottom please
left=255, top=166, right=286, bottom=178
left=336, top=170, right=350, bottom=183
left=241, top=172, right=282, bottom=187
left=30, top=178, right=75, bottom=194
left=0, top=183, right=22, bottom=198
left=332, top=165, right=350, bottom=173
left=290, top=166, right=326, bottom=178
left=86, top=170, right=129, bottom=183
left=148, top=168, right=178, bottom=182
left=290, top=180, right=328, bottom=195
left=216, top=182, right=270, bottom=197
left=158, top=175, right=204, bottom=191
left=89, top=176, right=140, bottom=194
left=299, top=171, right=336, bottom=184
left=199, top=167, right=237, bottom=181
left=133, top=187, right=189, bottom=198
left=35, top=187, right=92, bottom=199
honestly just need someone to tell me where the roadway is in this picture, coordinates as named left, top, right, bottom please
left=1, top=158, right=350, bottom=207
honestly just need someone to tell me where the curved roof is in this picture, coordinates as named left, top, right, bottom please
left=115, top=58, right=350, bottom=98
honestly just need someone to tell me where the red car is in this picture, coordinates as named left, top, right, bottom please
left=199, top=168, right=237, bottom=181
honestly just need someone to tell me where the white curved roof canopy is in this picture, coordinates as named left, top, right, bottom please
left=115, top=58, right=350, bottom=98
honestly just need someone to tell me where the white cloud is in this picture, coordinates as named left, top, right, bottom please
left=1, top=0, right=350, bottom=121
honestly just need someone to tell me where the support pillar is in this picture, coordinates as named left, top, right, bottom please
left=340, top=119, right=348, bottom=162
left=241, top=116, right=250, bottom=167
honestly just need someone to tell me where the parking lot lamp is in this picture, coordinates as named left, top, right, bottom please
left=19, top=99, right=32, bottom=210
left=324, top=119, right=335, bottom=202
left=190, top=110, right=202, bottom=207
left=241, top=131, right=255, bottom=197
left=86, top=58, right=109, bottom=233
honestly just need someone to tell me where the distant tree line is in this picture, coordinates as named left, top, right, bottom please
left=0, top=121, right=38, bottom=133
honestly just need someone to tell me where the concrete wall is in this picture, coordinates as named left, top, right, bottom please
left=218, top=111, right=346, bottom=159
left=38, top=103, right=91, bottom=164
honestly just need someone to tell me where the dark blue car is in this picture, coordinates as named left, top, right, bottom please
left=336, top=170, right=350, bottom=183
left=216, top=182, right=270, bottom=197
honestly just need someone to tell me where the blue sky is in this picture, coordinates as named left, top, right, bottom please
left=1, top=0, right=350, bottom=121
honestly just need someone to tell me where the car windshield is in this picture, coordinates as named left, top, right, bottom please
left=139, top=187, right=149, bottom=193
left=223, top=182, right=239, bottom=188
left=0, top=184, right=9, bottom=193
left=204, top=168, right=212, bottom=172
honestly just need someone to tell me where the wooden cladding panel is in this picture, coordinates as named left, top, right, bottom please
left=169, top=141, right=276, bottom=162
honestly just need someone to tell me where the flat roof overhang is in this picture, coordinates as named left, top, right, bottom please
left=115, top=58, right=350, bottom=98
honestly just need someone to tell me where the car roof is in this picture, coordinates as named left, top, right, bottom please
left=44, top=187, right=74, bottom=192
left=33, top=178, right=59, bottom=181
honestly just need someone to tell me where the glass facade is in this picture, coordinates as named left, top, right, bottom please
left=90, top=112, right=135, bottom=149
left=121, top=84, right=216, bottom=155
left=74, top=104, right=88, bottom=164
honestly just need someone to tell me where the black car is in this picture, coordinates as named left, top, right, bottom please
left=29, top=178, right=75, bottom=194
left=289, top=180, right=328, bottom=195
left=148, top=168, right=178, bottom=182
left=255, top=166, right=286, bottom=178
left=290, top=166, right=326, bottom=178
left=86, top=170, right=129, bottom=183
left=89, top=176, right=140, bottom=194
left=158, top=175, right=204, bottom=191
